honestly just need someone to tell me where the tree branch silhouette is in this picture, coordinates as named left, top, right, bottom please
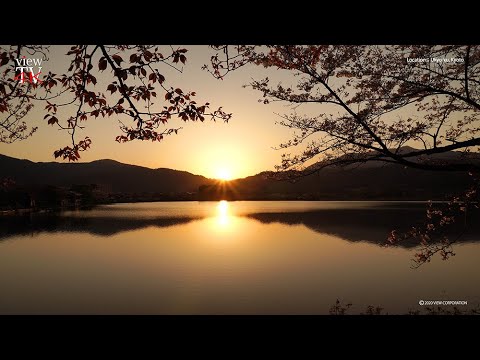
left=0, top=45, right=232, bottom=161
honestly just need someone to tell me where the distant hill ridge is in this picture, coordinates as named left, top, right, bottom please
left=0, top=154, right=213, bottom=193
left=1, top=148, right=479, bottom=200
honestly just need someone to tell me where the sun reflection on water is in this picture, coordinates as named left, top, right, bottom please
left=206, top=200, right=244, bottom=236
left=216, top=200, right=230, bottom=227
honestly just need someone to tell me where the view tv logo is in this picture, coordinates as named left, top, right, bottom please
left=13, top=56, right=43, bottom=84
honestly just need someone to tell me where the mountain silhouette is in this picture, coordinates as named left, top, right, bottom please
left=1, top=148, right=479, bottom=200
left=211, top=148, right=480, bottom=200
left=0, top=154, right=213, bottom=193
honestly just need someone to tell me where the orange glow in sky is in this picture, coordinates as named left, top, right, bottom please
left=0, top=45, right=295, bottom=179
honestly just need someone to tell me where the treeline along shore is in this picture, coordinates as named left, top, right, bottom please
left=1, top=151, right=477, bottom=213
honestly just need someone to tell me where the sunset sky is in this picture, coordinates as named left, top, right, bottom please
left=0, top=45, right=297, bottom=180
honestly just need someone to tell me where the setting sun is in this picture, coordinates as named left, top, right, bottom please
left=2, top=44, right=479, bottom=316
left=216, top=168, right=232, bottom=181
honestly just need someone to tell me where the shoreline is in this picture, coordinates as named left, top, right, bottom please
left=0, top=198, right=446, bottom=216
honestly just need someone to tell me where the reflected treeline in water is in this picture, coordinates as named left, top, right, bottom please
left=0, top=213, right=199, bottom=239
left=1, top=202, right=479, bottom=248
left=247, top=207, right=480, bottom=247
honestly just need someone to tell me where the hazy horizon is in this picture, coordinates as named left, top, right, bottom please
left=0, top=151, right=256, bottom=179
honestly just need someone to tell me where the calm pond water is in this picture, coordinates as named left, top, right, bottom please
left=0, top=201, right=479, bottom=314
